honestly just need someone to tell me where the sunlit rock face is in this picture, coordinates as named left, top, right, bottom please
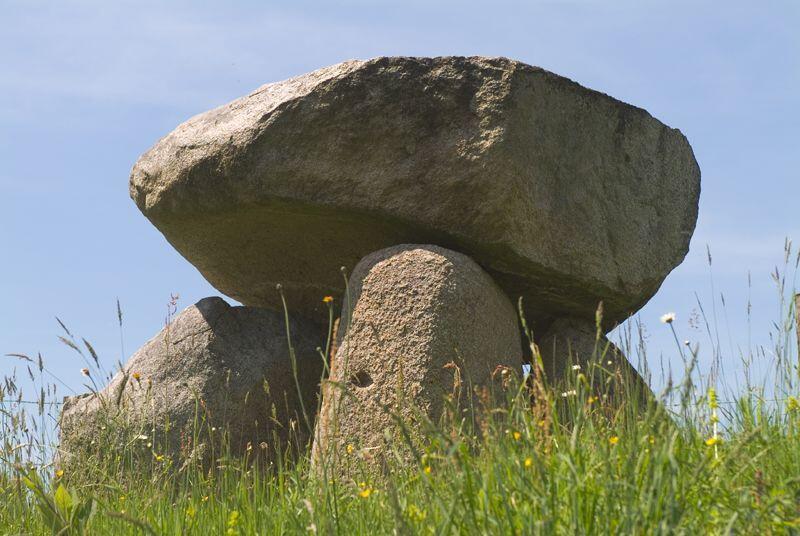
left=311, top=244, right=523, bottom=474
left=129, top=56, right=700, bottom=331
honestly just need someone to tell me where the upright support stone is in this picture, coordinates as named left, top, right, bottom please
left=312, top=245, right=523, bottom=477
left=59, top=297, right=323, bottom=472
left=537, top=318, right=652, bottom=406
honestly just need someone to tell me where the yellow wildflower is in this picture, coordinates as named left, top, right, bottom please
left=513, top=431, right=521, bottom=441
left=705, top=437, right=719, bottom=446
left=406, top=504, right=427, bottom=522
left=227, top=510, right=240, bottom=533
left=55, top=469, right=64, bottom=479
left=708, top=387, right=718, bottom=410
left=609, top=436, right=619, bottom=445
left=359, top=488, right=372, bottom=498
left=424, top=466, right=432, bottom=475
left=346, top=444, right=355, bottom=454
left=524, top=457, right=533, bottom=468
left=322, top=296, right=334, bottom=304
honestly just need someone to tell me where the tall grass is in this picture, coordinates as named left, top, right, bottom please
left=2, top=244, right=800, bottom=534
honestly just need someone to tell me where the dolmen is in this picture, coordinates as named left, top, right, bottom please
left=61, top=56, right=700, bottom=473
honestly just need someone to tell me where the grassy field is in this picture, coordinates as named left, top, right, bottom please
left=2, top=256, right=800, bottom=534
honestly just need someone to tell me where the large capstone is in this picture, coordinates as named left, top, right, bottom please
left=311, top=245, right=523, bottom=475
left=130, top=56, right=700, bottom=330
left=58, top=297, right=323, bottom=471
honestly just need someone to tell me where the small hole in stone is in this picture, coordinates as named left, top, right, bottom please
left=349, top=371, right=373, bottom=388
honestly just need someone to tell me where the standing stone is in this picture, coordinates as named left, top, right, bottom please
left=58, top=297, right=323, bottom=471
left=312, top=245, right=523, bottom=476
left=538, top=318, right=651, bottom=405
left=129, top=56, right=700, bottom=331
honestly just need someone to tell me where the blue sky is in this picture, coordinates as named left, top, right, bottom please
left=1, top=1, right=798, bottom=403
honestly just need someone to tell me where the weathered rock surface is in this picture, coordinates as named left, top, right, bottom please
left=58, top=297, right=323, bottom=469
left=311, top=245, right=523, bottom=474
left=538, top=318, right=651, bottom=403
left=130, top=56, right=700, bottom=329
